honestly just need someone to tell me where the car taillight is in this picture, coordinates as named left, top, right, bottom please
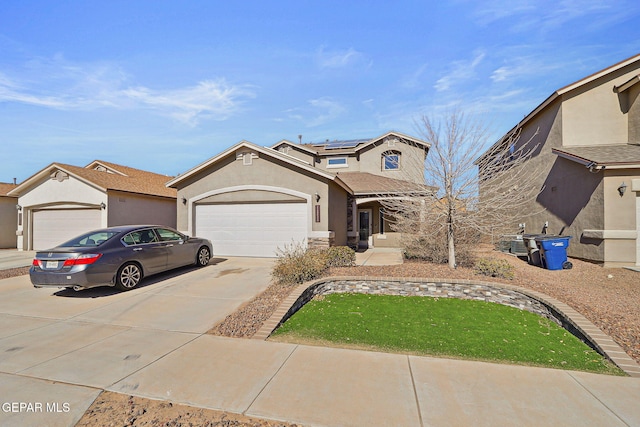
left=62, top=254, right=103, bottom=266
left=32, top=259, right=42, bottom=268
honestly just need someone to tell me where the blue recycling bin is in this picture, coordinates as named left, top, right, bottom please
left=535, top=236, right=572, bottom=270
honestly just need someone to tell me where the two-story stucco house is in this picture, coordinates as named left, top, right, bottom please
left=166, top=131, right=430, bottom=257
left=477, top=53, right=640, bottom=268
left=9, top=160, right=177, bottom=250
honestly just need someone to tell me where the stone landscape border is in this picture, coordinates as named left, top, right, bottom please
left=253, top=276, right=640, bottom=377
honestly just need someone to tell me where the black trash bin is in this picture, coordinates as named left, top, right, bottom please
left=522, top=234, right=546, bottom=266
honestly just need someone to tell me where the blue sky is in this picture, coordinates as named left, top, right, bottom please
left=1, top=0, right=639, bottom=182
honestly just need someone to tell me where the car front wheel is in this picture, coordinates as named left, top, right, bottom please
left=115, top=262, right=142, bottom=291
left=196, top=246, right=211, bottom=267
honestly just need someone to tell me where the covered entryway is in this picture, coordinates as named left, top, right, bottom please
left=32, top=208, right=102, bottom=250
left=195, top=202, right=308, bottom=257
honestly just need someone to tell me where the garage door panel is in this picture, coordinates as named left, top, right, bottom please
left=195, top=203, right=308, bottom=257
left=32, top=209, right=102, bottom=250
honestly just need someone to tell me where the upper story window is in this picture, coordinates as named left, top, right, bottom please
left=327, top=157, right=348, bottom=168
left=382, top=151, right=400, bottom=170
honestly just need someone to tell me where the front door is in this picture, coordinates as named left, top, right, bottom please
left=358, top=209, right=372, bottom=248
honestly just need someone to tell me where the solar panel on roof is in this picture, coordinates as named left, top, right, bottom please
left=315, top=139, right=369, bottom=149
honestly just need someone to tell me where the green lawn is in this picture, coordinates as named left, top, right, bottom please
left=271, top=293, right=624, bottom=375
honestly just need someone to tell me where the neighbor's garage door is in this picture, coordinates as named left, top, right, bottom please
left=32, top=209, right=102, bottom=250
left=195, top=203, right=308, bottom=257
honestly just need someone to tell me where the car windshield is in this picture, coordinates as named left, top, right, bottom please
left=59, top=231, right=120, bottom=247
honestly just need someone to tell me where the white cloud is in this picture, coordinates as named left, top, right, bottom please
left=122, top=79, right=255, bottom=125
left=470, top=0, right=631, bottom=33
left=434, top=50, right=486, bottom=92
left=287, top=97, right=347, bottom=127
left=316, top=46, right=367, bottom=68
left=0, top=57, right=256, bottom=126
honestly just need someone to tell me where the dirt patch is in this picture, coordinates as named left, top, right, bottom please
left=0, top=266, right=29, bottom=280
left=76, top=391, right=297, bottom=426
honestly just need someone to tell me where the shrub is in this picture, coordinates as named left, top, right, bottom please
left=272, top=243, right=356, bottom=285
left=272, top=242, right=325, bottom=285
left=324, top=246, right=356, bottom=267
left=402, top=232, right=476, bottom=267
left=474, top=258, right=515, bottom=280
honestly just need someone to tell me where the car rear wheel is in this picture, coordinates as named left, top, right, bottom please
left=115, top=262, right=142, bottom=291
left=196, top=246, right=211, bottom=267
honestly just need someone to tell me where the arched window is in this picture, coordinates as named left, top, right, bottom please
left=382, top=150, right=401, bottom=170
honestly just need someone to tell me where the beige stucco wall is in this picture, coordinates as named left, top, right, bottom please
left=15, top=175, right=108, bottom=250
left=285, top=147, right=317, bottom=165
left=316, top=140, right=427, bottom=185
left=0, top=197, right=17, bottom=248
left=107, top=191, right=176, bottom=228
left=485, top=99, right=608, bottom=262
left=562, top=64, right=640, bottom=147
left=358, top=141, right=427, bottom=184
left=328, top=181, right=348, bottom=246
left=172, top=149, right=344, bottom=239
left=317, top=153, right=359, bottom=171
left=627, top=82, right=640, bottom=142
left=601, top=170, right=639, bottom=266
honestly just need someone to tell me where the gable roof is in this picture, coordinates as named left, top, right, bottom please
left=0, top=183, right=18, bottom=197
left=553, top=144, right=640, bottom=169
left=270, top=131, right=430, bottom=156
left=336, top=172, right=435, bottom=196
left=271, top=139, right=319, bottom=156
left=8, top=160, right=176, bottom=198
left=165, top=140, right=352, bottom=193
left=478, top=53, right=640, bottom=163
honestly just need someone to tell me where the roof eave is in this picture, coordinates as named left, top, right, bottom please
left=166, top=141, right=340, bottom=188
left=552, top=148, right=640, bottom=169
left=270, top=139, right=319, bottom=155
left=8, top=163, right=108, bottom=196
left=355, top=131, right=430, bottom=153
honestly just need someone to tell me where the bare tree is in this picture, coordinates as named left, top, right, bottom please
left=380, top=110, right=541, bottom=269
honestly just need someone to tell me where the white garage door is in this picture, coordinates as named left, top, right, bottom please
left=195, top=203, right=308, bottom=257
left=32, top=209, right=102, bottom=250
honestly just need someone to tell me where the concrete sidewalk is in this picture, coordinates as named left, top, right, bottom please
left=3, top=333, right=639, bottom=426
left=355, top=247, right=403, bottom=266
left=112, top=336, right=640, bottom=427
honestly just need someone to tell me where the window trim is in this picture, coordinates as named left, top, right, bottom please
left=326, top=156, right=349, bottom=168
left=382, top=152, right=400, bottom=171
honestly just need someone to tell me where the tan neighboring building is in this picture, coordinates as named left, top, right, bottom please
left=0, top=182, right=18, bottom=248
left=478, top=53, right=640, bottom=268
left=9, top=160, right=177, bottom=250
left=167, top=132, right=430, bottom=257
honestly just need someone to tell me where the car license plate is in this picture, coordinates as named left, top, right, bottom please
left=45, top=261, right=59, bottom=269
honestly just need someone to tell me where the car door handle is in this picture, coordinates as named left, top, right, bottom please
left=133, top=248, right=143, bottom=251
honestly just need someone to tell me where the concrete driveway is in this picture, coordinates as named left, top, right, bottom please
left=0, top=257, right=274, bottom=426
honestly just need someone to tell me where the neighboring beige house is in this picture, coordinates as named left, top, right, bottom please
left=0, top=182, right=18, bottom=249
left=166, top=132, right=430, bottom=257
left=478, top=53, right=640, bottom=268
left=9, top=160, right=177, bottom=250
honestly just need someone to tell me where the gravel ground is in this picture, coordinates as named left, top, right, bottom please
left=3, top=247, right=638, bottom=426
left=209, top=245, right=640, bottom=365
left=0, top=266, right=29, bottom=280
